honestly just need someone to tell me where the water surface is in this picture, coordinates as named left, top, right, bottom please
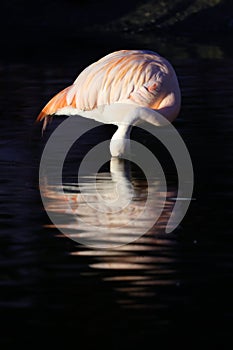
left=0, top=39, right=233, bottom=348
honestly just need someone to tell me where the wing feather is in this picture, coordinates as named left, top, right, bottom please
left=37, top=50, right=171, bottom=124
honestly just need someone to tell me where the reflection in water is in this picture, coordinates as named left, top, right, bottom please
left=40, top=157, right=178, bottom=309
left=86, top=235, right=177, bottom=310
left=40, top=157, right=175, bottom=248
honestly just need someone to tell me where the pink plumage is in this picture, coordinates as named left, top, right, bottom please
left=37, top=50, right=181, bottom=157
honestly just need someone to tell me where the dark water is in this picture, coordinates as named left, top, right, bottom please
left=0, top=36, right=233, bottom=348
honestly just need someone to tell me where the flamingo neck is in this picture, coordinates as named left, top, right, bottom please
left=110, top=124, right=131, bottom=158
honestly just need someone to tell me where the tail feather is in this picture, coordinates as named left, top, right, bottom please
left=37, top=85, right=75, bottom=131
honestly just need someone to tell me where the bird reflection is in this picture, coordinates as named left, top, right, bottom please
left=40, top=157, right=173, bottom=248
left=40, top=157, right=178, bottom=309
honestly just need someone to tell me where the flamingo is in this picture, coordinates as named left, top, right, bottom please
left=37, top=50, right=181, bottom=157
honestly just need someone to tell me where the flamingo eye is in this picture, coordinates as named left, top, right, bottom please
left=144, top=82, right=161, bottom=95
left=148, top=83, right=157, bottom=92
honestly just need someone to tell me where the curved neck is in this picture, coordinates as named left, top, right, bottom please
left=157, top=75, right=181, bottom=122
left=110, top=124, right=132, bottom=158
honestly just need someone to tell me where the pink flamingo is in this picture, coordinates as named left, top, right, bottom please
left=37, top=50, right=181, bottom=157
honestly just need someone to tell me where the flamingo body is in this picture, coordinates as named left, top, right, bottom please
left=37, top=50, right=181, bottom=157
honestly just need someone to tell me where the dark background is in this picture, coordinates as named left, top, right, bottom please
left=1, top=0, right=233, bottom=61
left=0, top=1, right=233, bottom=349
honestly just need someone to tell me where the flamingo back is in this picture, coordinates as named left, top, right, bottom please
left=37, top=50, right=175, bottom=124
